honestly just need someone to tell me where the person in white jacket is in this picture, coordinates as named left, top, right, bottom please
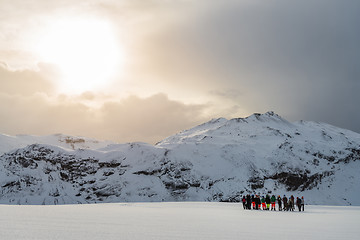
left=301, top=196, right=305, bottom=211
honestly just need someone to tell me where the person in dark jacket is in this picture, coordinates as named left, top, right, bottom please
left=277, top=195, right=282, bottom=211
left=255, top=195, right=261, bottom=210
left=246, top=194, right=252, bottom=210
left=296, top=197, right=302, bottom=211
left=282, top=195, right=288, bottom=211
left=289, top=195, right=295, bottom=211
left=265, top=194, right=271, bottom=210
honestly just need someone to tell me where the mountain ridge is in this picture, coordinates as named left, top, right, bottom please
left=0, top=112, right=359, bottom=205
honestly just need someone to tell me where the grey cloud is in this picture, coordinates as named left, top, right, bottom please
left=131, top=0, right=360, bottom=133
left=209, top=89, right=244, bottom=100
left=100, top=93, right=208, bottom=143
left=0, top=64, right=55, bottom=95
left=0, top=91, right=209, bottom=144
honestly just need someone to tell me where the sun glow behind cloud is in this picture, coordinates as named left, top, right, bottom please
left=35, top=17, right=123, bottom=93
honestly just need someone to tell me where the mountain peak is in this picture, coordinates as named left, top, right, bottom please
left=246, top=111, right=284, bottom=120
left=227, top=111, right=289, bottom=125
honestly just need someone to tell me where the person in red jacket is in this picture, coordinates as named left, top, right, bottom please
left=261, top=196, right=266, bottom=210
left=242, top=196, right=246, bottom=209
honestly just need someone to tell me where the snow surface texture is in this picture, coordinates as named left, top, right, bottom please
left=0, top=203, right=359, bottom=240
left=0, top=112, right=359, bottom=205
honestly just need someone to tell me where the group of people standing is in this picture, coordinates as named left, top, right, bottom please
left=242, top=194, right=305, bottom=212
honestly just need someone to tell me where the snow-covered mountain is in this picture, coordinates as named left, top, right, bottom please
left=0, top=112, right=359, bottom=205
left=0, top=133, right=114, bottom=154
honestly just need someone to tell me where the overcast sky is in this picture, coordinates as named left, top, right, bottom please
left=0, top=0, right=359, bottom=143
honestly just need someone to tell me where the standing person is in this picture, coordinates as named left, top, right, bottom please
left=255, top=195, right=261, bottom=210
left=290, top=195, right=295, bottom=211
left=270, top=195, right=276, bottom=211
left=301, top=196, right=305, bottom=211
left=242, top=196, right=246, bottom=209
left=277, top=195, right=282, bottom=211
left=261, top=196, right=266, bottom=210
left=265, top=194, right=271, bottom=210
left=296, top=197, right=302, bottom=211
left=282, top=195, right=288, bottom=211
left=251, top=195, right=255, bottom=209
left=246, top=194, right=252, bottom=210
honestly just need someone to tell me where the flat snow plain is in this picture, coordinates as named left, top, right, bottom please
left=0, top=202, right=359, bottom=240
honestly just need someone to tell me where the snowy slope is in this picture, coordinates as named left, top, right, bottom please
left=0, top=112, right=359, bottom=205
left=0, top=133, right=114, bottom=154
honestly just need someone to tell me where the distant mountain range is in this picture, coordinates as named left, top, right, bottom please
left=0, top=111, right=359, bottom=205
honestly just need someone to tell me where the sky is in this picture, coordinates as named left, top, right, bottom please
left=0, top=0, right=359, bottom=144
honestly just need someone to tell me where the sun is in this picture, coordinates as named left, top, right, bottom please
left=35, top=17, right=122, bottom=93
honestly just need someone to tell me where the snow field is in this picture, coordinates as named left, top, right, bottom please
left=0, top=202, right=359, bottom=240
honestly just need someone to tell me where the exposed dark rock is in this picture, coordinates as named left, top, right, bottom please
left=164, top=181, right=189, bottom=190
left=265, top=171, right=334, bottom=191
left=188, top=181, right=201, bottom=188
left=334, top=148, right=360, bottom=164
left=103, top=171, right=114, bottom=176
left=133, top=169, right=162, bottom=176
left=99, top=162, right=121, bottom=168
left=313, top=152, right=336, bottom=162
left=248, top=177, right=264, bottom=190
left=60, top=172, right=69, bottom=180
left=2, top=181, right=20, bottom=188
